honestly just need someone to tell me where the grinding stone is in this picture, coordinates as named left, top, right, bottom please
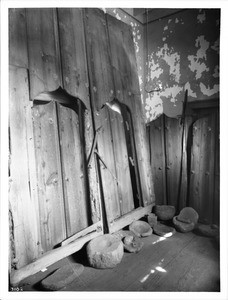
left=153, top=205, right=176, bottom=221
left=173, top=216, right=195, bottom=233
left=41, top=263, right=84, bottom=291
left=196, top=223, right=219, bottom=237
left=177, top=207, right=199, bottom=225
left=87, top=234, right=124, bottom=269
left=123, top=235, right=144, bottom=253
left=153, top=223, right=176, bottom=237
left=129, top=220, right=152, bottom=237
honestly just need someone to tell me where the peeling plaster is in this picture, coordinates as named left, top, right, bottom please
left=200, top=83, right=219, bottom=96
left=162, top=85, right=183, bottom=103
left=148, top=57, right=163, bottom=81
left=211, top=39, right=219, bottom=53
left=195, top=35, right=210, bottom=59
left=145, top=93, right=163, bottom=121
left=213, top=65, right=219, bottom=78
left=197, top=11, right=206, bottom=23
left=188, top=55, right=209, bottom=79
left=188, top=35, right=210, bottom=79
left=184, top=82, right=197, bottom=98
left=157, top=44, right=181, bottom=82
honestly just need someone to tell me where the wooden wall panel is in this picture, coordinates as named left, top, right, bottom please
left=147, top=115, right=167, bottom=205
left=164, top=116, right=183, bottom=208
left=57, top=8, right=90, bottom=108
left=9, top=8, right=28, bottom=68
left=189, top=115, right=216, bottom=223
left=58, top=105, right=89, bottom=236
left=84, top=8, right=121, bottom=223
left=107, top=14, right=155, bottom=207
left=58, top=8, right=101, bottom=225
left=213, top=109, right=219, bottom=224
left=9, top=66, right=41, bottom=268
left=32, top=102, right=66, bottom=251
left=109, top=109, right=134, bottom=215
left=26, top=8, right=61, bottom=100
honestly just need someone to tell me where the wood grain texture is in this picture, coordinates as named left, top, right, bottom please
left=9, top=8, right=28, bottom=68
left=164, top=116, right=183, bottom=208
left=58, top=7, right=101, bottom=225
left=147, top=115, right=167, bottom=205
left=32, top=102, right=66, bottom=251
left=108, top=109, right=134, bottom=215
left=57, top=105, right=89, bottom=236
left=189, top=115, right=216, bottom=223
left=57, top=8, right=90, bottom=108
left=106, top=14, right=155, bottom=207
left=9, top=66, right=41, bottom=268
left=26, top=8, right=61, bottom=100
left=84, top=8, right=121, bottom=223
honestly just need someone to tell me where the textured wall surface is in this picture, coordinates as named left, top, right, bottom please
left=144, top=9, right=220, bottom=122
left=101, top=8, right=145, bottom=105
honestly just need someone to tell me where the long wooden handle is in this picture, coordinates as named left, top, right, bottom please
left=10, top=230, right=102, bottom=287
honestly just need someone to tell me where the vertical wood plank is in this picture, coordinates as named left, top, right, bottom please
left=106, top=14, right=155, bottom=207
left=84, top=8, right=121, bottom=224
left=9, top=66, right=41, bottom=268
left=9, top=8, right=28, bottom=68
left=58, top=105, right=89, bottom=236
left=26, top=8, right=61, bottom=100
left=57, top=8, right=90, bottom=108
left=58, top=8, right=101, bottom=225
left=148, top=115, right=167, bottom=205
left=189, top=115, right=216, bottom=223
left=32, top=102, right=66, bottom=251
left=94, top=108, right=121, bottom=223
left=213, top=109, right=219, bottom=225
left=109, top=109, right=134, bottom=215
left=164, top=116, right=183, bottom=208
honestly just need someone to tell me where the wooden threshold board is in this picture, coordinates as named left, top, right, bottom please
left=20, top=231, right=220, bottom=292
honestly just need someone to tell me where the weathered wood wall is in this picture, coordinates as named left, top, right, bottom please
left=147, top=101, right=219, bottom=225
left=9, top=7, right=155, bottom=271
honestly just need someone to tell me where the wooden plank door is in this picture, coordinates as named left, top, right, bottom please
left=84, top=9, right=155, bottom=233
left=106, top=14, right=155, bottom=207
left=189, top=112, right=217, bottom=224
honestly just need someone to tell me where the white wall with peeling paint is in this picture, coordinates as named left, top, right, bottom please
left=144, top=9, right=220, bottom=122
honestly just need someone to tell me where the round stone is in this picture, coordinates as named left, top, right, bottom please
left=123, top=235, right=144, bottom=253
left=196, top=223, right=219, bottom=237
left=129, top=220, right=152, bottom=237
left=177, top=207, right=199, bottom=224
left=153, top=223, right=176, bottom=237
left=153, top=205, right=176, bottom=221
left=173, top=216, right=195, bottom=233
left=86, top=234, right=124, bottom=269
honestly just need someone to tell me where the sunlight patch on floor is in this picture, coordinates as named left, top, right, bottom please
left=152, top=236, right=166, bottom=244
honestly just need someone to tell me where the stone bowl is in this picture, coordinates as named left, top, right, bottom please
left=196, top=223, right=219, bottom=237
left=129, top=220, right=152, bottom=237
left=176, top=207, right=199, bottom=224
left=153, top=205, right=176, bottom=221
left=153, top=223, right=176, bottom=237
left=173, top=216, right=195, bottom=233
left=86, top=234, right=124, bottom=269
left=123, top=235, right=144, bottom=253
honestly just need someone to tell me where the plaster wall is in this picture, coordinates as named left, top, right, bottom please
left=144, top=9, right=220, bottom=121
